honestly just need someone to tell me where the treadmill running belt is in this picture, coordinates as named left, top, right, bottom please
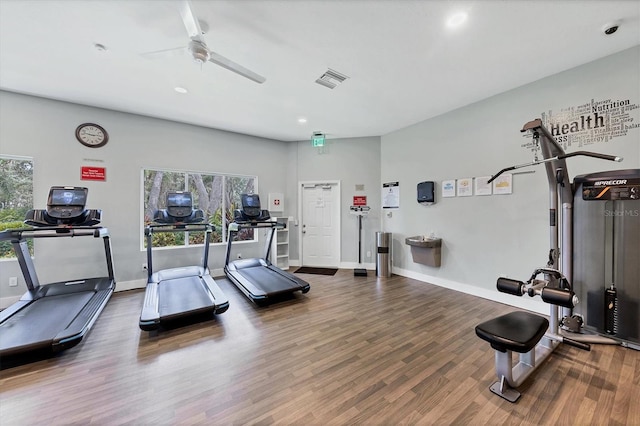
left=0, top=292, right=94, bottom=352
left=236, top=266, right=301, bottom=294
left=158, top=275, right=213, bottom=318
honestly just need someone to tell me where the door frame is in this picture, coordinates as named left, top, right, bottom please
left=297, top=180, right=341, bottom=267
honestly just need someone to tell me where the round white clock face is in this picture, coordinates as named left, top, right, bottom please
left=76, top=123, right=108, bottom=148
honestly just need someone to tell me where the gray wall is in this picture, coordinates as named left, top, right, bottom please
left=0, top=91, right=290, bottom=302
left=381, top=46, right=640, bottom=311
left=1, top=46, right=636, bottom=313
left=286, top=136, right=382, bottom=268
left=0, top=91, right=382, bottom=305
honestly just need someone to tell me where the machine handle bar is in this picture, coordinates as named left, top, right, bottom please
left=487, top=151, right=622, bottom=184
left=559, top=151, right=622, bottom=162
left=562, top=337, right=591, bottom=351
left=528, top=267, right=563, bottom=282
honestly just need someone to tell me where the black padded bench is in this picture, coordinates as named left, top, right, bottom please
left=475, top=311, right=549, bottom=353
left=475, top=311, right=550, bottom=402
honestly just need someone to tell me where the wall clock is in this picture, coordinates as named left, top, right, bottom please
left=75, top=123, right=109, bottom=148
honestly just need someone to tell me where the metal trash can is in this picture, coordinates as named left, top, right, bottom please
left=376, top=232, right=392, bottom=277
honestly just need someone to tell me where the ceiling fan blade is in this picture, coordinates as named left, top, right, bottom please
left=141, top=46, right=188, bottom=59
left=178, top=0, right=205, bottom=43
left=208, top=51, right=266, bottom=84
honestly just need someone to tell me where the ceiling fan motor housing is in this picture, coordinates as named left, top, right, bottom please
left=188, top=40, right=210, bottom=64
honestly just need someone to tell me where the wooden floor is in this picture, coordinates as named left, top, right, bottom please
left=1, top=270, right=638, bottom=425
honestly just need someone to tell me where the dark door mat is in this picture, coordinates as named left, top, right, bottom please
left=294, top=267, right=338, bottom=276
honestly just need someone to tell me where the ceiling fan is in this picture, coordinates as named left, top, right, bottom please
left=143, top=0, right=266, bottom=84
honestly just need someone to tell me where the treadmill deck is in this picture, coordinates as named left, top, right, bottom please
left=0, top=278, right=114, bottom=357
left=226, top=258, right=310, bottom=302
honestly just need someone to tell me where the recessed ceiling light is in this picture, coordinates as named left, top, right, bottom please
left=297, top=117, right=308, bottom=124
left=174, top=87, right=188, bottom=94
left=446, top=12, right=468, bottom=28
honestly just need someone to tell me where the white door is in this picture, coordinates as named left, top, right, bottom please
left=300, top=182, right=340, bottom=267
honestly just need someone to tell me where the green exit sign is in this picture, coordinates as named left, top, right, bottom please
left=312, top=134, right=325, bottom=147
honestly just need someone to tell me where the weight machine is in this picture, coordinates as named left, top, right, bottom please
left=475, top=118, right=638, bottom=402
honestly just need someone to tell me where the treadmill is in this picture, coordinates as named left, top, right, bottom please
left=0, top=186, right=115, bottom=358
left=224, top=194, right=310, bottom=304
left=139, top=191, right=229, bottom=331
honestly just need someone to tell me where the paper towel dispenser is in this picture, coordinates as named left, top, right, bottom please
left=417, top=181, right=435, bottom=204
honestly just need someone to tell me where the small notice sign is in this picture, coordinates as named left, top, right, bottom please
left=353, top=195, right=367, bottom=206
left=81, top=166, right=106, bottom=182
left=268, top=192, right=284, bottom=212
left=382, top=182, right=400, bottom=208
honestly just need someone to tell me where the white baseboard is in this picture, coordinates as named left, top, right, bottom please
left=392, top=266, right=548, bottom=315
left=0, top=295, right=20, bottom=309
left=286, top=260, right=374, bottom=270
left=210, top=268, right=225, bottom=278
left=115, top=278, right=146, bottom=292
left=340, top=262, right=375, bottom=270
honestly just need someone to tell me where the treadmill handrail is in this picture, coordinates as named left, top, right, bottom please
left=145, top=223, right=213, bottom=277
left=1, top=225, right=115, bottom=293
left=225, top=220, right=284, bottom=267
left=145, top=222, right=213, bottom=235
left=0, top=226, right=109, bottom=241
left=232, top=220, right=285, bottom=230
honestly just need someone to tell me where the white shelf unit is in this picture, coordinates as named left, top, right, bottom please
left=270, top=217, right=290, bottom=270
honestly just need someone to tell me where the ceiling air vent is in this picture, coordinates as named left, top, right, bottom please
left=315, top=68, right=349, bottom=89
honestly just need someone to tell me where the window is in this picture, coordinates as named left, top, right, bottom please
left=142, top=169, right=256, bottom=249
left=0, top=156, right=34, bottom=259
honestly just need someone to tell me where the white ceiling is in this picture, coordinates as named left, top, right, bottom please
left=1, top=0, right=638, bottom=142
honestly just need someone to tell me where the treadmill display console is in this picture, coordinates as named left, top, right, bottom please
left=241, top=194, right=261, bottom=218
left=47, top=187, right=88, bottom=219
left=166, top=192, right=193, bottom=218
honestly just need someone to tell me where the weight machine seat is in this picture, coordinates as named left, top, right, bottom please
left=475, top=311, right=549, bottom=353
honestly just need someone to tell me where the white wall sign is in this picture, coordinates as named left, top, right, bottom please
left=492, top=174, right=513, bottom=195
left=475, top=176, right=492, bottom=196
left=382, top=181, right=400, bottom=208
left=442, top=180, right=456, bottom=198
left=457, top=178, right=473, bottom=197
left=268, top=192, right=284, bottom=212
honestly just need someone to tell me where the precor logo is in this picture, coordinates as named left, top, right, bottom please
left=594, top=180, right=627, bottom=186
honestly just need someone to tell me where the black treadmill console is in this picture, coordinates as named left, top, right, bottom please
left=241, top=194, right=261, bottom=218
left=47, top=186, right=88, bottom=219
left=234, top=194, right=270, bottom=222
left=153, top=192, right=205, bottom=224
left=24, top=186, right=102, bottom=227
left=166, top=192, right=193, bottom=219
